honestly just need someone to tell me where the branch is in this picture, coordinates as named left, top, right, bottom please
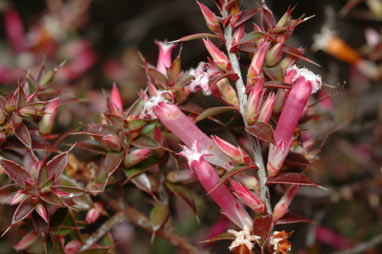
left=333, top=234, right=382, bottom=254
left=223, top=15, right=272, bottom=214
left=80, top=199, right=207, bottom=254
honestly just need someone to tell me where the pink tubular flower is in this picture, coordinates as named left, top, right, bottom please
left=229, top=179, right=265, bottom=213
left=267, top=65, right=322, bottom=178
left=179, top=141, right=252, bottom=228
left=272, top=185, right=298, bottom=222
left=211, top=136, right=251, bottom=165
left=142, top=90, right=232, bottom=169
left=155, top=40, right=177, bottom=75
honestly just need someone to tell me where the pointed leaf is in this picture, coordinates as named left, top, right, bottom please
left=0, top=159, right=32, bottom=188
left=47, top=151, right=69, bottom=181
left=14, top=231, right=38, bottom=251
left=207, top=165, right=257, bottom=195
left=276, top=213, right=312, bottom=225
left=231, top=31, right=264, bottom=52
left=199, top=232, right=234, bottom=244
left=24, top=150, right=40, bottom=177
left=32, top=212, right=49, bottom=241
left=233, top=10, right=258, bottom=28
left=0, top=184, right=19, bottom=204
left=267, top=173, right=324, bottom=189
left=53, top=186, right=87, bottom=198
left=246, top=122, right=275, bottom=144
left=132, top=135, right=160, bottom=149
left=252, top=214, right=273, bottom=248
left=195, top=106, right=236, bottom=123
left=103, top=151, right=123, bottom=178
left=165, top=182, right=197, bottom=215
left=15, top=123, right=31, bottom=148
left=150, top=204, right=169, bottom=232
left=171, top=33, right=220, bottom=43
left=12, top=196, right=34, bottom=224
left=40, top=192, right=63, bottom=206
left=131, top=173, right=152, bottom=195
left=283, top=45, right=320, bottom=66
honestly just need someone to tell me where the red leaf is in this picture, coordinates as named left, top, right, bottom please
left=283, top=45, right=320, bottom=66
left=0, top=184, right=19, bottom=204
left=276, top=213, right=312, bottom=225
left=12, top=196, right=34, bottom=224
left=32, top=212, right=49, bottom=241
left=13, top=231, right=38, bottom=251
left=233, top=10, right=258, bottom=28
left=170, top=33, right=220, bottom=43
left=47, top=151, right=69, bottom=181
left=252, top=214, right=273, bottom=248
left=267, top=173, right=324, bottom=189
left=246, top=122, right=276, bottom=144
left=23, top=150, right=40, bottom=176
left=15, top=123, right=31, bottom=148
left=0, top=159, right=32, bottom=188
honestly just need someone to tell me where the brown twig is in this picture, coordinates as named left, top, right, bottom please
left=80, top=199, right=207, bottom=254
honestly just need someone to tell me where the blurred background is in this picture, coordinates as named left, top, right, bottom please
left=0, top=0, right=381, bottom=253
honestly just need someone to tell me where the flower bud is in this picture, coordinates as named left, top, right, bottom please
left=39, top=98, right=59, bottom=135
left=247, top=40, right=269, bottom=86
left=65, top=240, right=82, bottom=254
left=155, top=40, right=177, bottom=75
left=279, top=48, right=302, bottom=73
left=216, top=78, right=239, bottom=107
left=229, top=179, right=265, bottom=213
left=232, top=25, right=245, bottom=47
left=197, top=1, right=222, bottom=34
left=265, top=43, right=283, bottom=67
left=258, top=92, right=275, bottom=123
left=110, top=83, right=123, bottom=114
left=86, top=207, right=100, bottom=224
left=123, top=148, right=151, bottom=168
left=5, top=94, right=16, bottom=113
left=273, top=185, right=298, bottom=222
left=203, top=38, right=231, bottom=71
left=246, top=77, right=264, bottom=124
left=212, top=136, right=251, bottom=165
left=102, top=134, right=122, bottom=151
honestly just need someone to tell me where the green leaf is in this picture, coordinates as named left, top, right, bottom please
left=231, top=31, right=264, bottom=51
left=207, top=165, right=257, bottom=195
left=132, top=135, right=160, bottom=149
left=246, top=122, right=276, bottom=144
left=165, top=182, right=197, bottom=215
left=264, top=66, right=283, bottom=82
left=150, top=204, right=169, bottom=232
left=195, top=106, right=236, bottom=123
